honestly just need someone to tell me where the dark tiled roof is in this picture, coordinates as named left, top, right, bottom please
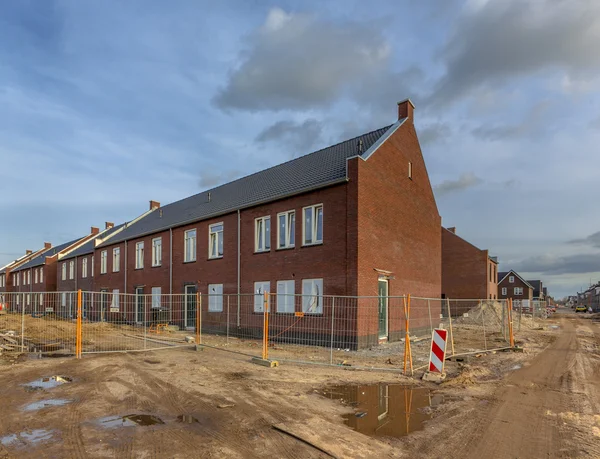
left=527, top=280, right=542, bottom=294
left=13, top=238, right=84, bottom=271
left=498, top=272, right=508, bottom=282
left=101, top=124, right=394, bottom=247
left=60, top=224, right=126, bottom=260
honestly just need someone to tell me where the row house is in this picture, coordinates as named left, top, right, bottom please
left=9, top=229, right=101, bottom=314
left=527, top=280, right=544, bottom=300
left=89, top=99, right=442, bottom=347
left=497, top=270, right=534, bottom=307
left=441, top=226, right=499, bottom=308
left=0, top=244, right=52, bottom=297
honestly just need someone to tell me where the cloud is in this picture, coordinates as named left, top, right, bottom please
left=418, top=122, right=451, bottom=146
left=213, top=8, right=390, bottom=112
left=434, top=172, right=482, bottom=196
left=569, top=231, right=600, bottom=249
left=513, top=253, right=600, bottom=275
left=429, top=0, right=600, bottom=106
left=198, top=170, right=241, bottom=190
left=255, top=118, right=323, bottom=154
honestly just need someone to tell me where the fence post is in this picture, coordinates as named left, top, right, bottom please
left=262, top=292, right=269, bottom=360
left=227, top=295, right=230, bottom=344
left=427, top=299, right=433, bottom=336
left=481, top=300, right=487, bottom=350
left=330, top=297, right=335, bottom=365
left=21, top=294, right=25, bottom=352
left=144, top=295, right=147, bottom=351
left=196, top=292, right=202, bottom=346
left=76, top=289, right=82, bottom=359
left=446, top=299, right=455, bottom=356
left=508, top=299, right=515, bottom=347
left=403, top=294, right=413, bottom=375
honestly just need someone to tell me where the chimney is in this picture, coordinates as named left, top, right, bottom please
left=105, top=222, right=114, bottom=230
left=398, top=98, right=415, bottom=122
left=44, top=242, right=51, bottom=249
left=91, top=226, right=100, bottom=235
left=26, top=250, right=33, bottom=255
left=447, top=227, right=456, bottom=234
left=150, top=200, right=161, bottom=210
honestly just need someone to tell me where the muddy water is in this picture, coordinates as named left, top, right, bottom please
left=1, top=429, right=55, bottom=447
left=322, top=384, right=441, bottom=438
left=97, top=414, right=165, bottom=428
left=23, top=399, right=72, bottom=412
left=23, top=376, right=72, bottom=390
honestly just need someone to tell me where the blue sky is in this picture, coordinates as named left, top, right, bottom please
left=1, top=0, right=599, bottom=297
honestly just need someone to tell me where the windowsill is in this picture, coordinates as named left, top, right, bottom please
left=254, top=250, right=271, bottom=254
left=208, top=256, right=223, bottom=261
left=276, top=246, right=295, bottom=251
left=301, top=242, right=323, bottom=248
left=183, top=260, right=197, bottom=264
left=207, top=310, right=223, bottom=313
left=151, top=264, right=162, bottom=268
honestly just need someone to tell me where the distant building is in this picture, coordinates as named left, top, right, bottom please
left=497, top=270, right=534, bottom=305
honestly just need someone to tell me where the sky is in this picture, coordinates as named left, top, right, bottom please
left=1, top=0, right=599, bottom=298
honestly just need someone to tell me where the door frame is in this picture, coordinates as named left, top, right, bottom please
left=378, top=279, right=389, bottom=340
left=135, top=287, right=144, bottom=324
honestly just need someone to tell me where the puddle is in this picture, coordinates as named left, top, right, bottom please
left=97, top=414, right=164, bottom=428
left=321, top=384, right=441, bottom=438
left=510, top=364, right=522, bottom=371
left=23, top=399, right=72, bottom=412
left=24, top=376, right=72, bottom=390
left=1, top=429, right=55, bottom=448
left=177, top=415, right=199, bottom=424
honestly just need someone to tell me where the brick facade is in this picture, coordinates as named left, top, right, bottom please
left=498, top=271, right=533, bottom=302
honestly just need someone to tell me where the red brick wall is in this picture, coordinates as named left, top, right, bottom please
left=498, top=275, right=533, bottom=301
left=56, top=255, right=94, bottom=292
left=442, top=228, right=489, bottom=300
left=94, top=242, right=126, bottom=293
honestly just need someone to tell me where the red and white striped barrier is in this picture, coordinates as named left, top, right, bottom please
left=428, top=328, right=448, bottom=374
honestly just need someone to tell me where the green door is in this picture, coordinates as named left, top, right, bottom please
left=378, top=280, right=388, bottom=339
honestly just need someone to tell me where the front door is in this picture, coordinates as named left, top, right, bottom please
left=378, top=280, right=389, bottom=340
left=100, top=289, right=109, bottom=322
left=135, top=287, right=144, bottom=323
left=184, top=285, right=197, bottom=329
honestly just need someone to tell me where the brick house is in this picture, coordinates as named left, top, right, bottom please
left=527, top=280, right=544, bottom=300
left=441, top=226, right=499, bottom=301
left=497, top=270, right=534, bottom=305
left=0, top=244, right=53, bottom=303
left=92, top=99, right=442, bottom=347
left=10, top=229, right=102, bottom=314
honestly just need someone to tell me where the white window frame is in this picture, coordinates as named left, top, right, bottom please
left=208, top=284, right=223, bottom=312
left=253, top=281, right=270, bottom=312
left=209, top=223, right=224, bottom=259
left=302, top=278, right=323, bottom=314
left=152, top=237, right=162, bottom=267
left=408, top=161, right=413, bottom=179
left=91, top=256, right=94, bottom=277
left=277, top=210, right=295, bottom=249
left=62, top=263, right=67, bottom=281
left=40, top=267, right=43, bottom=283
left=514, top=287, right=523, bottom=296
left=69, top=261, right=75, bottom=280
left=111, top=289, right=120, bottom=309
left=34, top=269, right=38, bottom=284
left=26, top=293, right=30, bottom=306
left=82, top=258, right=88, bottom=279
left=302, top=204, right=323, bottom=246
left=61, top=292, right=67, bottom=308
left=113, top=247, right=120, bottom=273
left=100, top=250, right=107, bottom=274
left=16, top=273, right=19, bottom=286
left=39, top=293, right=43, bottom=306
left=255, top=216, right=271, bottom=253
left=151, top=287, right=162, bottom=309
left=502, top=287, right=507, bottom=295
left=27, top=270, right=31, bottom=285
left=135, top=241, right=144, bottom=269
left=509, top=276, right=515, bottom=283
left=184, top=229, right=197, bottom=262
left=276, top=280, right=295, bottom=314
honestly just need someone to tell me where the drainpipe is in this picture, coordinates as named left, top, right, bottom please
left=237, top=209, right=241, bottom=327
left=124, top=241, right=128, bottom=294
left=75, top=257, right=78, bottom=291
left=169, top=228, right=173, bottom=295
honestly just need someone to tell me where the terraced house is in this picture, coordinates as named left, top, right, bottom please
left=91, top=100, right=442, bottom=347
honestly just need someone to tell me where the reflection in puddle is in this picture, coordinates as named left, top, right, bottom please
left=1, top=429, right=55, bottom=447
left=322, top=384, right=439, bottom=438
left=98, top=414, right=165, bottom=428
left=24, top=376, right=72, bottom=390
left=177, top=415, right=199, bottom=424
left=23, top=399, right=72, bottom=412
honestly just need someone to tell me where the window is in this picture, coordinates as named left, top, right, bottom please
left=152, top=237, right=162, bottom=267
left=82, top=258, right=88, bottom=278
left=253, top=281, right=270, bottom=312
left=208, top=284, right=223, bottom=311
left=408, top=161, right=413, bottom=179
left=509, top=276, right=515, bottom=283
left=62, top=263, right=67, bottom=281
left=135, top=242, right=144, bottom=269
left=277, top=280, right=295, bottom=313
left=278, top=211, right=295, bottom=249
left=303, top=204, right=323, bottom=245
left=61, top=292, right=67, bottom=308
left=502, top=287, right=507, bottom=295
left=91, top=256, right=94, bottom=277
left=255, top=217, right=271, bottom=252
left=111, top=289, right=120, bottom=309
left=26, top=294, right=30, bottom=306
left=151, top=287, right=161, bottom=309
left=39, top=294, right=43, bottom=306
left=16, top=295, right=19, bottom=306
left=17, top=273, right=20, bottom=286
left=113, top=247, right=120, bottom=272
left=69, top=261, right=75, bottom=280
left=302, top=279, right=323, bottom=314
left=209, top=224, right=224, bottom=259
left=100, top=251, right=107, bottom=274
left=514, top=287, right=523, bottom=295
left=184, top=229, right=197, bottom=262
left=40, top=267, right=43, bottom=283
left=34, top=269, right=38, bottom=284
left=27, top=271, right=31, bottom=285
left=489, top=265, right=492, bottom=282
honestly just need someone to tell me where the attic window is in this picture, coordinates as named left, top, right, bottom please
left=509, top=276, right=515, bottom=283
left=408, top=162, right=413, bottom=179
